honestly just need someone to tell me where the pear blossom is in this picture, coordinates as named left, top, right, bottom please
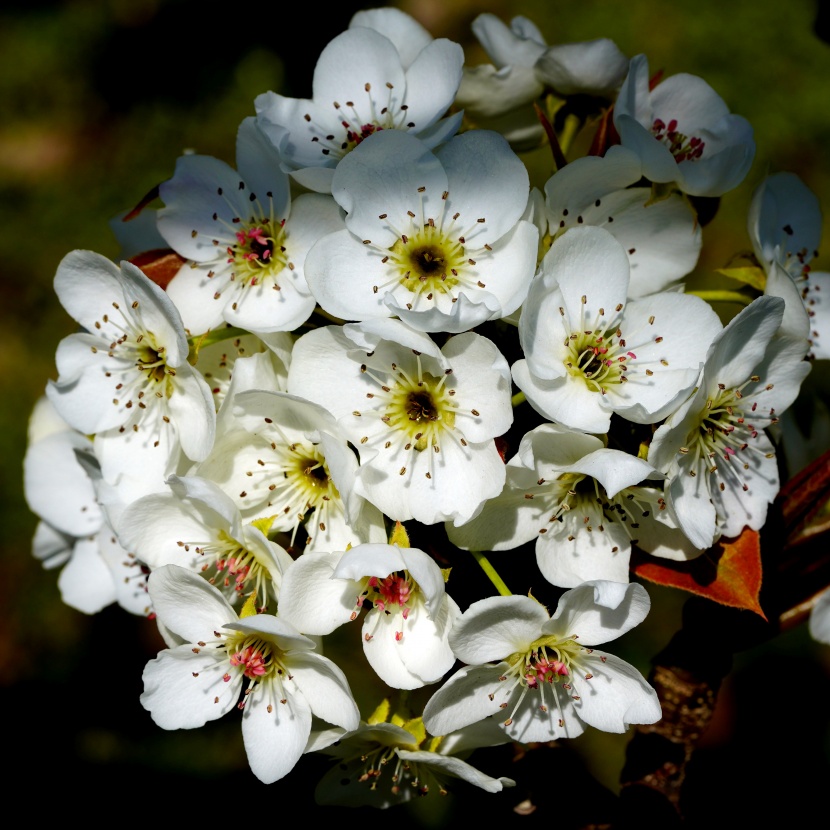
left=648, top=296, right=811, bottom=549
left=279, top=544, right=460, bottom=689
left=534, top=37, right=628, bottom=98
left=158, top=117, right=344, bottom=337
left=287, top=319, right=513, bottom=525
left=255, top=9, right=464, bottom=193
left=24, top=397, right=151, bottom=615
left=448, top=423, right=697, bottom=587
left=543, top=145, right=702, bottom=298
left=313, top=719, right=513, bottom=806
left=191, top=389, right=386, bottom=551
left=456, top=15, right=546, bottom=127
left=195, top=331, right=293, bottom=413
left=748, top=172, right=829, bottom=358
left=141, top=564, right=360, bottom=784
left=46, top=249, right=216, bottom=493
left=613, top=54, right=755, bottom=197
left=423, top=582, right=661, bottom=743
left=456, top=14, right=627, bottom=149
left=304, top=128, right=538, bottom=333
left=117, top=475, right=295, bottom=611
left=512, top=226, right=722, bottom=434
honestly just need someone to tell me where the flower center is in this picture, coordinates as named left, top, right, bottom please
left=136, top=342, right=170, bottom=385
left=367, top=572, right=415, bottom=616
left=227, top=218, right=288, bottom=286
left=495, top=634, right=585, bottom=728
left=307, top=83, right=414, bottom=161
left=361, top=186, right=495, bottom=312
left=384, top=369, right=457, bottom=451
left=224, top=632, right=282, bottom=682
left=680, top=375, right=778, bottom=481
left=506, top=634, right=581, bottom=689
left=651, top=118, right=705, bottom=163
left=564, top=324, right=636, bottom=394
left=189, top=530, right=274, bottom=609
left=389, top=226, right=466, bottom=297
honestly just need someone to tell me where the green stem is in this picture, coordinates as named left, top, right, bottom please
left=470, top=550, right=512, bottom=597
left=687, top=290, right=753, bottom=307
left=511, top=390, right=526, bottom=408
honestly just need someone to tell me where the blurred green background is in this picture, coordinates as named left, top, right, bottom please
left=3, top=0, right=830, bottom=823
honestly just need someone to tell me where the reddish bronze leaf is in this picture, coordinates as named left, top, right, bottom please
left=631, top=528, right=766, bottom=619
left=778, top=448, right=830, bottom=547
left=128, top=248, right=186, bottom=291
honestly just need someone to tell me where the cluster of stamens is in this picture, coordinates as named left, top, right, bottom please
left=192, top=182, right=291, bottom=301
left=236, top=420, right=342, bottom=546
left=89, top=298, right=178, bottom=443
left=367, top=573, right=414, bottom=617
left=356, top=353, right=467, bottom=473
left=364, top=186, right=493, bottom=311
left=178, top=531, right=273, bottom=609
left=562, top=299, right=634, bottom=393
left=651, top=117, right=705, bottom=162
left=530, top=471, right=662, bottom=550
left=305, top=81, right=415, bottom=160
left=225, top=216, right=287, bottom=286
left=679, top=376, right=778, bottom=489
left=498, top=635, right=584, bottom=727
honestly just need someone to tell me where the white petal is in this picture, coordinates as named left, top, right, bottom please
left=141, top=645, right=239, bottom=729
left=24, top=431, right=101, bottom=537
left=147, top=564, right=236, bottom=643
left=287, top=651, right=360, bottom=730
left=422, top=664, right=507, bottom=737
left=395, top=748, right=514, bottom=792
left=57, top=537, right=117, bottom=614
left=546, top=581, right=651, bottom=645
left=449, top=594, right=549, bottom=663
left=278, top=550, right=361, bottom=635
left=242, top=680, right=310, bottom=783
left=570, top=652, right=661, bottom=731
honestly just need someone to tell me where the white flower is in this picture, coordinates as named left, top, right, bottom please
left=46, top=249, right=216, bottom=491
left=24, top=398, right=151, bottom=615
left=447, top=423, right=697, bottom=587
left=279, top=544, right=460, bottom=689
left=117, top=475, right=294, bottom=611
left=287, top=319, right=513, bottom=525
left=141, top=564, right=359, bottom=784
left=512, top=226, right=722, bottom=433
left=195, top=331, right=293, bottom=413
left=191, top=389, right=386, bottom=551
left=158, top=118, right=344, bottom=337
left=648, top=296, right=811, bottom=549
left=313, top=720, right=513, bottom=806
left=748, top=171, right=830, bottom=359
left=255, top=11, right=464, bottom=193
left=543, top=145, right=702, bottom=298
left=534, top=37, right=628, bottom=98
left=457, top=14, right=547, bottom=115
left=456, top=14, right=626, bottom=149
left=304, top=129, right=538, bottom=333
left=422, top=582, right=661, bottom=743
left=613, top=54, right=755, bottom=197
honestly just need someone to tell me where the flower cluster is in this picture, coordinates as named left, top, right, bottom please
left=25, top=4, right=825, bottom=810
